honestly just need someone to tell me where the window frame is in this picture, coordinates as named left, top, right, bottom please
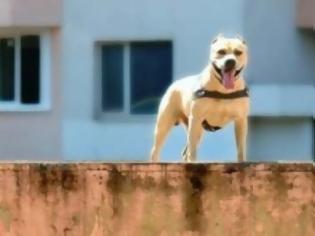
left=95, top=40, right=173, bottom=122
left=0, top=30, right=51, bottom=112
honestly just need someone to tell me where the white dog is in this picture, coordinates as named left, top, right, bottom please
left=150, top=35, right=249, bottom=162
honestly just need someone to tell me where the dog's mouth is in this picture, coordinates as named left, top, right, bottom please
left=222, top=69, right=236, bottom=89
left=213, top=63, right=242, bottom=90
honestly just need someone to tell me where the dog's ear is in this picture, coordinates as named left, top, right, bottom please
left=212, top=34, right=224, bottom=44
left=236, top=34, right=246, bottom=45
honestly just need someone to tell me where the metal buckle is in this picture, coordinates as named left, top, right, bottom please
left=196, top=90, right=205, bottom=97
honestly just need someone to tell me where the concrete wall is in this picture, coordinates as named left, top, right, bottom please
left=0, top=29, right=62, bottom=160
left=0, top=163, right=314, bottom=236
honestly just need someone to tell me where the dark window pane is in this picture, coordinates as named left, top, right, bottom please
left=102, top=45, right=124, bottom=112
left=0, top=38, right=15, bottom=101
left=130, top=41, right=172, bottom=114
left=21, top=35, right=40, bottom=104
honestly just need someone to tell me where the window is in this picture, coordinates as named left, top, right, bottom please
left=0, top=38, right=15, bottom=101
left=21, top=36, right=40, bottom=104
left=101, top=41, right=172, bottom=115
left=0, top=33, right=49, bottom=111
left=102, top=45, right=124, bottom=112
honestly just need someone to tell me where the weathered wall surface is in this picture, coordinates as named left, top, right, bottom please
left=0, top=163, right=314, bottom=236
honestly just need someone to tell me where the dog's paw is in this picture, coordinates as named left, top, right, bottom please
left=149, top=156, right=159, bottom=163
left=182, top=154, right=194, bottom=163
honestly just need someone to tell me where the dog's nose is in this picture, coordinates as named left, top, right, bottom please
left=225, top=59, right=236, bottom=69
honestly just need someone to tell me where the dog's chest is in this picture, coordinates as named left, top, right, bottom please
left=199, top=99, right=248, bottom=126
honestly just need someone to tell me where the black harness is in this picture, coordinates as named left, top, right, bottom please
left=201, top=121, right=222, bottom=132
left=193, top=86, right=249, bottom=132
left=193, top=87, right=249, bottom=100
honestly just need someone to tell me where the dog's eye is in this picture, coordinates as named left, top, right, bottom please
left=234, top=50, right=243, bottom=56
left=217, top=49, right=226, bottom=56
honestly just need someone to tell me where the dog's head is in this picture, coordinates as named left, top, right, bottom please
left=210, top=35, right=248, bottom=89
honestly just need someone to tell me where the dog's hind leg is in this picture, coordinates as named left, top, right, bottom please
left=181, top=145, right=188, bottom=159
left=150, top=111, right=175, bottom=162
left=181, top=120, right=189, bottom=160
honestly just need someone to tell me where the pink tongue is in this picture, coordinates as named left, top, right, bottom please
left=223, top=71, right=235, bottom=89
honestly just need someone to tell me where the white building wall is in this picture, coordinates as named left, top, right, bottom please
left=62, top=0, right=246, bottom=161
left=244, top=0, right=315, bottom=84
left=249, top=118, right=313, bottom=161
left=62, top=0, right=314, bottom=161
left=0, top=29, right=62, bottom=160
left=243, top=0, right=315, bottom=161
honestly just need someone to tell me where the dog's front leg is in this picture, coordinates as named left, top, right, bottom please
left=185, top=115, right=203, bottom=162
left=234, top=117, right=248, bottom=162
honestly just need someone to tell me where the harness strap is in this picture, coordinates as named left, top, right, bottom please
left=202, top=120, right=221, bottom=132
left=194, top=86, right=249, bottom=132
left=194, top=87, right=249, bottom=100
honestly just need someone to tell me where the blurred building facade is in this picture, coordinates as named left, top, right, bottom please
left=0, top=0, right=314, bottom=161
